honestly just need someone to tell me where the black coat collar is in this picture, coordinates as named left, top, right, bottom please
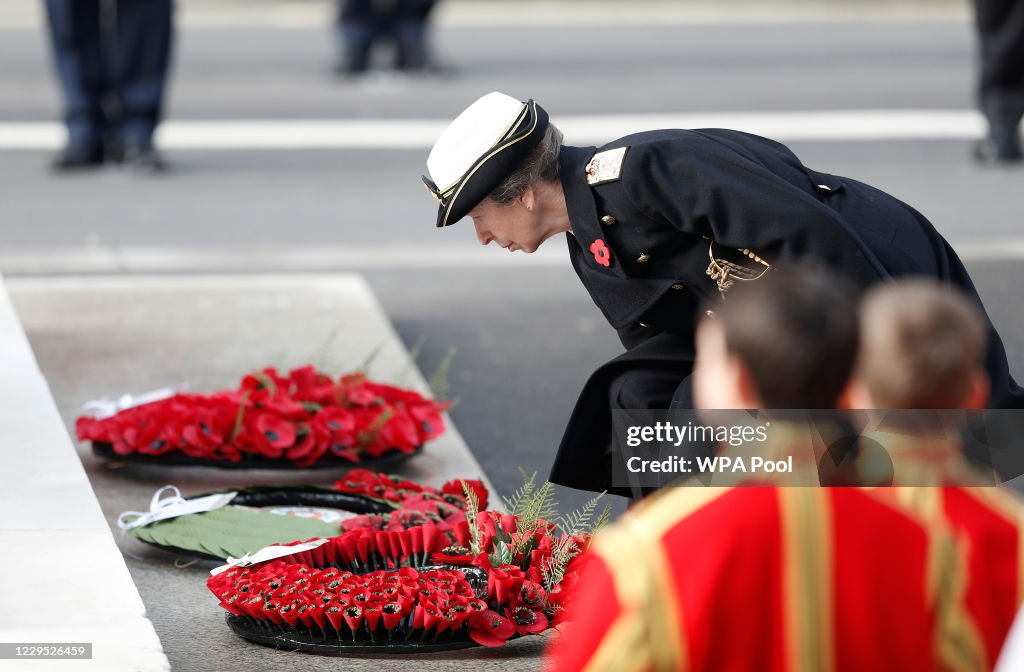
left=558, top=145, right=629, bottom=280
left=558, top=145, right=675, bottom=328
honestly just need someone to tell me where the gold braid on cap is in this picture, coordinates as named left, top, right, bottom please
left=706, top=241, right=771, bottom=297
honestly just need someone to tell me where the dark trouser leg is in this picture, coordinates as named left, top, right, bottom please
left=43, top=0, right=106, bottom=148
left=974, top=0, right=1024, bottom=156
left=338, top=0, right=379, bottom=73
left=393, top=0, right=436, bottom=70
left=113, top=0, right=173, bottom=145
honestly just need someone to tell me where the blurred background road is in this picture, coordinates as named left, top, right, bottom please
left=1, top=0, right=1022, bottom=512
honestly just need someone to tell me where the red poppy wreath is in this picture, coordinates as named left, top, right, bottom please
left=76, top=366, right=450, bottom=469
left=207, top=475, right=610, bottom=654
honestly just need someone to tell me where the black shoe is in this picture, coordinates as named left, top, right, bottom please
left=51, top=142, right=104, bottom=171
left=122, top=138, right=165, bottom=173
left=974, top=138, right=1023, bottom=165
left=400, top=58, right=453, bottom=77
left=334, top=46, right=371, bottom=77
left=104, top=136, right=125, bottom=164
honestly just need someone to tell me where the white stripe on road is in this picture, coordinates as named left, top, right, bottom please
left=0, top=239, right=1021, bottom=276
left=0, top=1, right=967, bottom=31
left=0, top=245, right=570, bottom=274
left=0, top=110, right=989, bottom=151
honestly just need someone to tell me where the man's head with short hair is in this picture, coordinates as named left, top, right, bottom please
left=849, top=280, right=989, bottom=409
left=694, top=266, right=860, bottom=409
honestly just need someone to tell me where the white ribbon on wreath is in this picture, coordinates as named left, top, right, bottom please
left=82, top=386, right=183, bottom=419
left=118, top=485, right=238, bottom=532
left=210, top=538, right=331, bottom=576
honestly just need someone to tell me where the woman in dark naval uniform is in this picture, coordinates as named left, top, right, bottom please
left=422, top=92, right=1024, bottom=496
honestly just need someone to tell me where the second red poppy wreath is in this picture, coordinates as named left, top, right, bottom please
left=77, top=366, right=450, bottom=470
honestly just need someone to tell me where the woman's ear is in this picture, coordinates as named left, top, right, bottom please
left=519, top=185, right=536, bottom=212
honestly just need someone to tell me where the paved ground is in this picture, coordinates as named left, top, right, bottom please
left=9, top=275, right=545, bottom=672
left=2, top=2, right=1024, bottom=667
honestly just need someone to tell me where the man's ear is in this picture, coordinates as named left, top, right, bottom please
left=734, top=360, right=763, bottom=408
left=836, top=383, right=856, bottom=410
left=963, top=370, right=990, bottom=410
left=840, top=379, right=872, bottom=410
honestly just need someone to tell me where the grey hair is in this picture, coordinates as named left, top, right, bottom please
left=488, top=123, right=563, bottom=204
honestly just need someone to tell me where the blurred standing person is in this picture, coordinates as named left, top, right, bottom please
left=44, top=0, right=173, bottom=171
left=336, top=0, right=438, bottom=75
left=973, top=0, right=1024, bottom=163
left=394, top=0, right=437, bottom=71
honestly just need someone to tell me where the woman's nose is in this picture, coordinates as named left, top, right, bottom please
left=474, top=223, right=492, bottom=245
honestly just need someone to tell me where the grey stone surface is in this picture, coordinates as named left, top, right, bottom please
left=10, top=275, right=543, bottom=672
left=0, top=278, right=169, bottom=672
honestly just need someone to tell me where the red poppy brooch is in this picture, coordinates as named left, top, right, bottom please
left=589, top=239, right=612, bottom=267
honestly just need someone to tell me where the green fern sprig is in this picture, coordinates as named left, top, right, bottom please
left=396, top=336, right=428, bottom=387
left=313, top=324, right=344, bottom=372
left=356, top=408, right=394, bottom=451
left=523, top=480, right=558, bottom=526
left=556, top=492, right=605, bottom=536
left=357, top=340, right=389, bottom=376
left=541, top=534, right=582, bottom=593
left=428, top=347, right=457, bottom=401
left=507, top=477, right=559, bottom=563
left=592, top=500, right=614, bottom=534
left=502, top=468, right=538, bottom=517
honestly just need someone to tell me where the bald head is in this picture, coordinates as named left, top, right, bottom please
left=855, top=280, right=989, bottom=409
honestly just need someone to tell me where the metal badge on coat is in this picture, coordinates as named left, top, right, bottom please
left=585, top=147, right=629, bottom=186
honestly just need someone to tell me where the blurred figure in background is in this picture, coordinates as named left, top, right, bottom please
left=972, top=0, right=1024, bottom=163
left=44, top=0, right=173, bottom=171
left=336, top=0, right=438, bottom=76
left=846, top=280, right=1024, bottom=669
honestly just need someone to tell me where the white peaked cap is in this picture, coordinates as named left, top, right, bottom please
left=427, top=92, right=526, bottom=191
left=423, top=92, right=549, bottom=228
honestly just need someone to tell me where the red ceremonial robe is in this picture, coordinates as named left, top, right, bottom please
left=545, top=486, right=983, bottom=672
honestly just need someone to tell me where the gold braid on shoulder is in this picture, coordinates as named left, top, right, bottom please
left=706, top=242, right=771, bottom=296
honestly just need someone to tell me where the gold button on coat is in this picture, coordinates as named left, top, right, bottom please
left=637, top=252, right=651, bottom=263
left=601, top=215, right=616, bottom=226
left=671, top=283, right=684, bottom=290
